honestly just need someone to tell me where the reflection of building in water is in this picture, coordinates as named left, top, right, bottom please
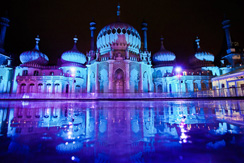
left=215, top=100, right=244, bottom=124
left=1, top=101, right=244, bottom=161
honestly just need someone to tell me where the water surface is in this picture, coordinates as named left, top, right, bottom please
left=1, top=100, right=244, bottom=162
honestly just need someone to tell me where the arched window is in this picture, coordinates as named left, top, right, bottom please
left=23, top=70, right=28, bottom=76
left=50, top=72, right=54, bottom=76
left=34, top=71, right=39, bottom=76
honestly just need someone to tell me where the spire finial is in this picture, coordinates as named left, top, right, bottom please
left=35, top=35, right=40, bottom=50
left=160, top=36, right=165, bottom=50
left=117, top=3, right=120, bottom=22
left=73, top=35, right=78, bottom=44
left=195, top=36, right=200, bottom=49
left=72, top=35, right=78, bottom=51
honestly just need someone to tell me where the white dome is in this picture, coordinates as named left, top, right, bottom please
left=97, top=22, right=141, bottom=54
left=194, top=37, right=214, bottom=62
left=195, top=51, right=214, bottom=62
left=19, top=36, right=49, bottom=65
left=153, top=50, right=176, bottom=62
left=61, top=37, right=87, bottom=64
left=152, top=38, right=176, bottom=64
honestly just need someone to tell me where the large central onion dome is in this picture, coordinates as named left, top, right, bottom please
left=61, top=36, right=87, bottom=64
left=152, top=37, right=176, bottom=65
left=96, top=4, right=141, bottom=55
left=20, top=36, right=49, bottom=65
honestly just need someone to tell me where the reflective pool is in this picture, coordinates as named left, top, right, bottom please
left=1, top=100, right=244, bottom=162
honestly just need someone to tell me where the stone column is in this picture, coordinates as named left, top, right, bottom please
left=95, top=64, right=99, bottom=93
left=16, top=84, right=20, bottom=94
left=52, top=81, right=55, bottom=94
left=35, top=82, right=38, bottom=93
left=71, top=79, right=75, bottom=93
left=139, top=64, right=143, bottom=93
left=125, top=47, right=129, bottom=59
left=148, top=66, right=153, bottom=92
left=87, top=65, right=91, bottom=93
left=197, top=80, right=201, bottom=91
left=108, top=61, right=114, bottom=92
left=59, top=83, right=62, bottom=93
left=125, top=60, right=130, bottom=92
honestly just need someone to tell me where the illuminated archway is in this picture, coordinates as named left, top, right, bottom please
left=114, top=68, right=124, bottom=93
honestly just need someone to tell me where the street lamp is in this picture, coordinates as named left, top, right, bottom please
left=175, top=67, right=182, bottom=75
left=70, top=67, right=76, bottom=77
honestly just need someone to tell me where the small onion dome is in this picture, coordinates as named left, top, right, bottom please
left=152, top=37, right=176, bottom=64
left=19, top=35, right=49, bottom=65
left=194, top=37, right=214, bottom=62
left=61, top=36, right=87, bottom=64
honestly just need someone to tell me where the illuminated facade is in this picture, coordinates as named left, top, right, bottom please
left=211, top=18, right=244, bottom=95
left=0, top=16, right=13, bottom=93
left=0, top=5, right=243, bottom=95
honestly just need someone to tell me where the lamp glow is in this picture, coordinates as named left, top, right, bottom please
left=175, top=67, right=182, bottom=73
left=71, top=67, right=76, bottom=72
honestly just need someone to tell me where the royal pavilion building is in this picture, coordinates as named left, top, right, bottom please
left=0, top=4, right=243, bottom=97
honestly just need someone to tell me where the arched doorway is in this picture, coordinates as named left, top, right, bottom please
left=169, top=84, right=172, bottom=93
left=201, top=82, right=207, bottom=91
left=20, top=83, right=26, bottom=93
left=99, top=69, right=108, bottom=93
left=66, top=84, right=69, bottom=93
left=38, top=83, right=43, bottom=93
left=143, top=71, right=148, bottom=92
left=75, top=85, right=81, bottom=93
left=194, top=83, right=198, bottom=92
left=157, top=85, right=162, bottom=93
left=115, top=69, right=124, bottom=93
left=54, top=83, right=60, bottom=93
left=29, top=83, right=35, bottom=93
left=130, top=69, right=139, bottom=93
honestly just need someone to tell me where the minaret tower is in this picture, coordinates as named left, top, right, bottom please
left=221, top=17, right=243, bottom=67
left=0, top=16, right=10, bottom=53
left=90, top=18, right=96, bottom=52
left=141, top=20, right=148, bottom=52
left=87, top=18, right=96, bottom=64
left=222, top=18, right=232, bottom=50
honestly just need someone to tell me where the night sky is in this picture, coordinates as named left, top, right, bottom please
left=1, top=0, right=244, bottom=66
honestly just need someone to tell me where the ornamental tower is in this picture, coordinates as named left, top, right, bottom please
left=0, top=16, right=9, bottom=53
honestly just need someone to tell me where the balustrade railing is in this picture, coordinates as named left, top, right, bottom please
left=0, top=87, right=243, bottom=99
